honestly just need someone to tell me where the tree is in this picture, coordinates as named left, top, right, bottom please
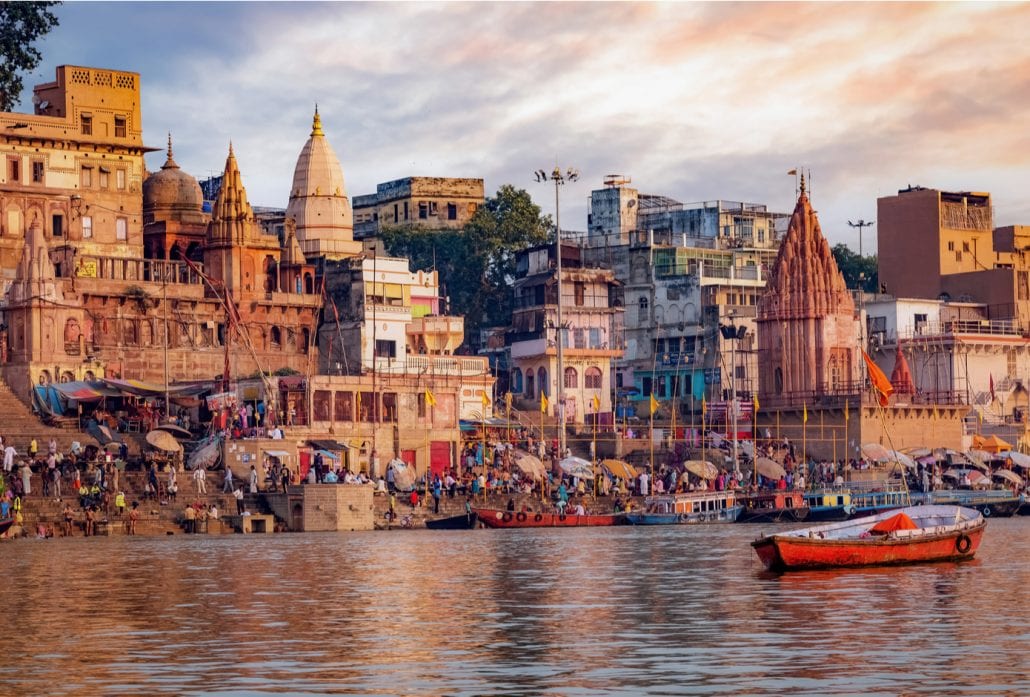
left=381, top=184, right=551, bottom=345
left=831, top=243, right=878, bottom=292
left=0, top=2, right=61, bottom=113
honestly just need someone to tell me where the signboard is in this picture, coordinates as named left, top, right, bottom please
left=703, top=368, right=722, bottom=385
left=206, top=390, right=238, bottom=411
left=76, top=259, right=98, bottom=278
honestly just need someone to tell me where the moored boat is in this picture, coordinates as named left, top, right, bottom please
left=911, top=489, right=1022, bottom=518
left=424, top=512, right=479, bottom=530
left=473, top=508, right=622, bottom=528
left=0, top=516, right=13, bottom=537
left=737, top=490, right=809, bottom=523
left=751, top=505, right=986, bottom=572
left=803, top=490, right=855, bottom=522
left=626, top=490, right=742, bottom=525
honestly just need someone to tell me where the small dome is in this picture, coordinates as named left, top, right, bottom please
left=143, top=134, right=204, bottom=217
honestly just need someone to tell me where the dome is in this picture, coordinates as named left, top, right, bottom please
left=143, top=134, right=204, bottom=219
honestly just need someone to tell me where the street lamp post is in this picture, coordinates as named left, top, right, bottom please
left=847, top=219, right=875, bottom=260
left=534, top=166, right=578, bottom=458
left=720, top=310, right=748, bottom=474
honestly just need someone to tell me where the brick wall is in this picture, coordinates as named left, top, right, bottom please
left=302, top=484, right=374, bottom=531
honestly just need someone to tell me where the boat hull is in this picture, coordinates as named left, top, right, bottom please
left=626, top=506, right=743, bottom=525
left=737, top=506, right=810, bottom=524
left=424, top=513, right=478, bottom=530
left=751, top=506, right=986, bottom=572
left=473, top=508, right=621, bottom=528
left=0, top=516, right=12, bottom=537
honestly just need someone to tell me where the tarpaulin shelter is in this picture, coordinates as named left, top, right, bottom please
left=870, top=511, right=918, bottom=534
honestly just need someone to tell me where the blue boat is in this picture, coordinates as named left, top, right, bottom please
left=848, top=483, right=912, bottom=518
left=803, top=490, right=856, bottom=521
left=626, top=491, right=743, bottom=525
left=911, top=489, right=1022, bottom=518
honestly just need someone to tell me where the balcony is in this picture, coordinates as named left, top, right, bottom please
left=364, top=354, right=490, bottom=377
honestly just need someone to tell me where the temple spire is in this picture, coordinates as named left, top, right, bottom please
left=311, top=105, right=323, bottom=137
left=799, top=171, right=806, bottom=196
left=162, top=132, right=179, bottom=170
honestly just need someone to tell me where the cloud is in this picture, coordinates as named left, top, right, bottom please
left=22, top=1, right=1030, bottom=253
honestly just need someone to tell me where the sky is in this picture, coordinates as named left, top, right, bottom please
left=21, top=1, right=1030, bottom=253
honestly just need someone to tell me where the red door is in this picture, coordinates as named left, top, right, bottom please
left=430, top=441, right=451, bottom=476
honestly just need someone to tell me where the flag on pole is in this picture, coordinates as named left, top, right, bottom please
left=481, top=391, right=491, bottom=407
left=540, top=392, right=549, bottom=413
left=424, top=389, right=436, bottom=407
left=844, top=399, right=849, bottom=423
left=702, top=395, right=707, bottom=417
left=504, top=392, right=512, bottom=408
left=803, top=403, right=808, bottom=424
left=592, top=394, right=600, bottom=412
left=787, top=169, right=798, bottom=176
left=862, top=349, right=895, bottom=407
left=753, top=394, right=759, bottom=414
left=990, top=374, right=996, bottom=402
left=649, top=393, right=659, bottom=416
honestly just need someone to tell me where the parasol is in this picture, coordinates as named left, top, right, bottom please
left=992, top=468, right=1024, bottom=486
left=513, top=451, right=546, bottom=480
left=601, top=459, right=638, bottom=480
left=389, top=461, right=417, bottom=492
left=885, top=450, right=917, bottom=469
left=861, top=443, right=891, bottom=462
left=683, top=460, right=719, bottom=480
left=146, top=429, right=182, bottom=453
left=999, top=450, right=1030, bottom=469
left=559, top=456, right=594, bottom=479
left=155, top=423, right=192, bottom=439
left=755, top=457, right=786, bottom=480
left=901, top=447, right=933, bottom=459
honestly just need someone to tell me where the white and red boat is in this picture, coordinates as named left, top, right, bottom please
left=473, top=508, right=622, bottom=528
left=751, top=505, right=986, bottom=572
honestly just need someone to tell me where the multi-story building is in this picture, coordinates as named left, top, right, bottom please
left=508, top=242, right=624, bottom=425
left=352, top=176, right=484, bottom=239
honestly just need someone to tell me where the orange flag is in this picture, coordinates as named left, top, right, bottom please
left=862, top=350, right=894, bottom=407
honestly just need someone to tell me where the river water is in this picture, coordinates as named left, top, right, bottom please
left=2, top=518, right=1029, bottom=696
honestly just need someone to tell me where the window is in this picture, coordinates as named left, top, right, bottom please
left=114, top=116, right=126, bottom=138
left=98, top=169, right=109, bottom=189
left=81, top=115, right=92, bottom=135
left=417, top=392, right=428, bottom=419
left=574, top=282, right=585, bottom=306
left=468, top=202, right=478, bottom=215
left=447, top=203, right=457, bottom=220
left=1008, top=350, right=1017, bottom=378
left=358, top=391, right=378, bottom=422
left=962, top=241, right=970, bottom=253
left=512, top=368, right=523, bottom=393
left=81, top=216, right=92, bottom=238
left=382, top=393, right=398, bottom=422
left=52, top=214, right=63, bottom=238
left=7, top=157, right=20, bottom=183
left=585, top=367, right=603, bottom=389
left=270, top=326, right=282, bottom=348
left=418, top=202, right=428, bottom=219
left=313, top=391, right=331, bottom=421
left=115, top=217, right=127, bottom=240
left=589, top=328, right=601, bottom=348
left=31, top=161, right=44, bottom=184
left=375, top=339, right=396, bottom=358
left=638, top=296, right=649, bottom=324
left=574, top=328, right=586, bottom=349
left=116, top=169, right=126, bottom=190
left=525, top=368, right=535, bottom=398
left=429, top=201, right=438, bottom=216
left=334, top=391, right=353, bottom=422
left=81, top=166, right=92, bottom=187
left=393, top=203, right=398, bottom=222
left=642, top=376, right=653, bottom=397
left=914, top=313, right=928, bottom=333
left=564, top=367, right=578, bottom=389
left=403, top=201, right=409, bottom=220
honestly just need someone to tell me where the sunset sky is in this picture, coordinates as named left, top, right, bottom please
left=24, top=1, right=1030, bottom=252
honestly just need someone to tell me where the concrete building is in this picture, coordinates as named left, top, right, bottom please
left=508, top=242, right=624, bottom=425
left=352, top=176, right=484, bottom=239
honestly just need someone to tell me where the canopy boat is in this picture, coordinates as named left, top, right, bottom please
left=473, top=508, right=622, bottom=528
left=751, top=505, right=986, bottom=572
left=737, top=490, right=809, bottom=523
left=424, top=512, right=479, bottom=530
left=803, top=490, right=855, bottom=522
left=626, top=490, right=742, bottom=525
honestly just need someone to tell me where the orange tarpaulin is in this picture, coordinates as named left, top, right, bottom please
left=972, top=434, right=1011, bottom=454
left=870, top=512, right=918, bottom=534
left=863, top=350, right=895, bottom=407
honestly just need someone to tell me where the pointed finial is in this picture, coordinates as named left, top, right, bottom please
left=167, top=132, right=173, bottom=159
left=161, top=131, right=179, bottom=169
left=311, top=104, right=324, bottom=137
left=228, top=140, right=235, bottom=157
left=799, top=171, right=806, bottom=195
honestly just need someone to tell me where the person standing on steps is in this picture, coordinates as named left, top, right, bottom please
left=249, top=465, right=258, bottom=494
left=233, top=487, right=245, bottom=516
left=222, top=463, right=234, bottom=493
left=128, top=501, right=139, bottom=535
left=194, top=466, right=207, bottom=494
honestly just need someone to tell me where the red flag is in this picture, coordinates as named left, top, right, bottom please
left=990, top=374, right=995, bottom=401
left=862, top=350, right=894, bottom=407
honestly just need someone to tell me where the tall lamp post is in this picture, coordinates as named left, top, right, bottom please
left=720, top=310, right=748, bottom=473
left=847, top=219, right=875, bottom=259
left=534, top=166, right=578, bottom=458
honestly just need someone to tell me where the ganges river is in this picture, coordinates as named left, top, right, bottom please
left=2, top=518, right=1029, bottom=696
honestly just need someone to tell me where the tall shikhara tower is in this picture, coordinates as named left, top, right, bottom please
left=756, top=175, right=860, bottom=403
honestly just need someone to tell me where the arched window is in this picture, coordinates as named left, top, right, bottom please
left=270, top=326, right=282, bottom=349
left=774, top=367, right=783, bottom=395
left=585, top=366, right=603, bottom=389
left=526, top=368, right=535, bottom=399
left=564, top=366, right=578, bottom=389
left=638, top=296, right=649, bottom=324
left=264, top=255, right=277, bottom=292
left=300, top=328, right=310, bottom=353
left=538, top=367, right=548, bottom=397
left=304, top=272, right=314, bottom=295
left=512, top=368, right=523, bottom=394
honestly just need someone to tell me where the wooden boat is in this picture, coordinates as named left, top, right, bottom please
left=751, top=505, right=986, bottom=572
left=424, top=512, right=478, bottom=530
left=0, top=516, right=13, bottom=537
left=473, top=508, right=622, bottom=528
left=803, top=490, right=855, bottom=522
left=737, top=490, right=809, bottom=523
left=848, top=484, right=911, bottom=518
left=911, top=489, right=1022, bottom=518
left=626, top=490, right=743, bottom=525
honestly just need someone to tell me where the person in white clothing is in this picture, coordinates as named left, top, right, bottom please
left=3, top=445, right=15, bottom=473
left=249, top=465, right=258, bottom=493
left=193, top=466, right=207, bottom=494
left=638, top=471, right=650, bottom=497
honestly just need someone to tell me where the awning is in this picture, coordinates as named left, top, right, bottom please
left=316, top=449, right=341, bottom=461
left=51, top=381, right=108, bottom=401
left=308, top=439, right=350, bottom=451
left=262, top=449, right=291, bottom=458
left=103, top=378, right=189, bottom=397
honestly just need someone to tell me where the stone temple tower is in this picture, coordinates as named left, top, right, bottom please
left=756, top=175, right=859, bottom=404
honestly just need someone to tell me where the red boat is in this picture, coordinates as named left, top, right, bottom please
left=473, top=508, right=622, bottom=528
left=751, top=505, right=986, bottom=572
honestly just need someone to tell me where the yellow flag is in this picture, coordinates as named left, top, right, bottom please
left=592, top=394, right=600, bottom=412
left=803, top=403, right=808, bottom=424
left=753, top=394, right=759, bottom=414
left=933, top=405, right=938, bottom=421
left=844, top=399, right=849, bottom=423
left=504, top=392, right=512, bottom=408
left=702, top=395, right=707, bottom=417
left=540, top=392, right=549, bottom=413
left=481, top=391, right=491, bottom=407
left=649, top=393, right=659, bottom=416
left=424, top=389, right=436, bottom=407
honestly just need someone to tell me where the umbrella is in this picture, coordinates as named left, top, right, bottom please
left=999, top=450, right=1030, bottom=469
left=993, top=469, right=1024, bottom=486
left=601, top=459, right=638, bottom=480
left=901, top=447, right=933, bottom=459
left=755, top=457, right=786, bottom=480
left=885, top=450, right=917, bottom=469
left=146, top=429, right=182, bottom=453
left=513, top=452, right=546, bottom=481
left=559, top=456, right=594, bottom=479
left=965, top=449, right=994, bottom=464
left=389, top=461, right=417, bottom=492
left=683, top=460, right=719, bottom=480
left=154, top=423, right=192, bottom=439
left=861, top=443, right=891, bottom=462
left=739, top=441, right=755, bottom=458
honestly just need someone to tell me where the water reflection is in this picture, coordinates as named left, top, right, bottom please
left=1, top=520, right=1028, bottom=695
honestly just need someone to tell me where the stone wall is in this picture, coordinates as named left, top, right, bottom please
left=302, top=483, right=375, bottom=532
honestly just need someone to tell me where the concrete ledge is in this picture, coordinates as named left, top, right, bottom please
left=225, top=514, right=275, bottom=534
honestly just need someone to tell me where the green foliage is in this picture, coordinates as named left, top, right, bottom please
left=0, top=2, right=61, bottom=112
left=381, top=184, right=551, bottom=344
left=831, top=243, right=878, bottom=292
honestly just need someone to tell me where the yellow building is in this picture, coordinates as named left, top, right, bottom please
left=352, top=176, right=484, bottom=239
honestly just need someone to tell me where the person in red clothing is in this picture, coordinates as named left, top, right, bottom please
left=409, top=489, right=420, bottom=508
left=775, top=476, right=788, bottom=490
